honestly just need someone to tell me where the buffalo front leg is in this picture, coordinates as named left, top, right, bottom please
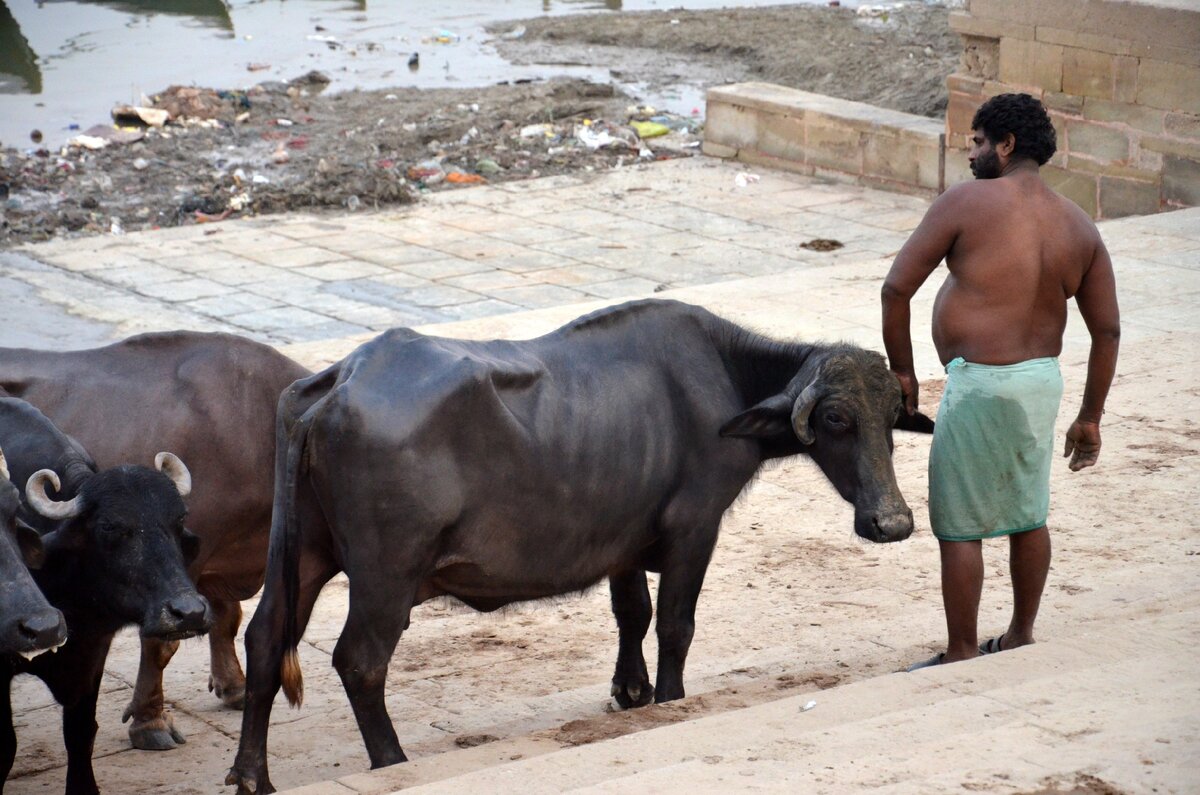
left=123, top=637, right=184, bottom=750
left=1, top=677, right=16, bottom=789
left=609, top=570, right=654, bottom=708
left=333, top=577, right=416, bottom=769
left=653, top=540, right=713, bottom=703
left=208, top=599, right=247, bottom=709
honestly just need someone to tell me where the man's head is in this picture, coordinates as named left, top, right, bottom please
left=969, top=93, right=1057, bottom=179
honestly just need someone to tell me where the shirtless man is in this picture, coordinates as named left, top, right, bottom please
left=880, top=93, right=1120, bottom=669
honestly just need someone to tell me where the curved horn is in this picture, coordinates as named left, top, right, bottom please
left=154, top=452, right=192, bottom=497
left=790, top=381, right=824, bottom=445
left=26, top=469, right=84, bottom=520
left=0, top=446, right=8, bottom=482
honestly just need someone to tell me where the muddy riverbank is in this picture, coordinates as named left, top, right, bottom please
left=0, top=3, right=957, bottom=247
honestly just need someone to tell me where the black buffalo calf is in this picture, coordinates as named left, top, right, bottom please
left=0, top=398, right=211, bottom=795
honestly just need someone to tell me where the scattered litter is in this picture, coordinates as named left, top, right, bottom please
left=195, top=209, right=231, bottom=224
left=132, top=158, right=149, bottom=170
left=446, top=171, right=486, bottom=185
left=474, top=158, right=502, bottom=176
left=734, top=172, right=761, bottom=187
left=345, top=195, right=361, bottom=211
left=109, top=218, right=124, bottom=235
left=69, top=134, right=110, bottom=150
left=274, top=118, right=295, bottom=127
left=630, top=120, right=670, bottom=139
left=112, top=105, right=169, bottom=128
left=801, top=700, right=817, bottom=712
left=251, top=173, right=270, bottom=185
left=247, top=63, right=272, bottom=72
left=29, top=129, right=42, bottom=144
left=520, top=123, right=555, bottom=139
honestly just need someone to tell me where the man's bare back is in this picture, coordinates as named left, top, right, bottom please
left=930, top=172, right=1103, bottom=366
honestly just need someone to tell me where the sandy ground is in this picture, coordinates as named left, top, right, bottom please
left=6, top=162, right=1196, bottom=792
left=0, top=3, right=956, bottom=246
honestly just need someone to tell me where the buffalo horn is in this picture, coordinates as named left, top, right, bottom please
left=26, top=469, right=84, bottom=520
left=0, top=446, right=8, bottom=482
left=790, top=379, right=824, bottom=445
left=154, top=452, right=192, bottom=497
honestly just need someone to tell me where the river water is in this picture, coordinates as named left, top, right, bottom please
left=0, top=0, right=874, bottom=149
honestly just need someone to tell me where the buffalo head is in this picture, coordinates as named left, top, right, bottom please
left=0, top=446, right=67, bottom=657
left=719, top=346, right=933, bottom=543
left=25, top=452, right=211, bottom=640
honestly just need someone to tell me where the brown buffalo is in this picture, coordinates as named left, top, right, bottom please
left=0, top=331, right=308, bottom=750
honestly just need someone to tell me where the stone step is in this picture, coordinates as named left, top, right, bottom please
left=284, top=604, right=1199, bottom=794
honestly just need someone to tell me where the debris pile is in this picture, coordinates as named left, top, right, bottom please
left=0, top=76, right=699, bottom=246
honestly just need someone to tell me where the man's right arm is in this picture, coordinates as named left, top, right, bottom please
left=881, top=187, right=963, bottom=413
left=1065, top=236, right=1120, bottom=471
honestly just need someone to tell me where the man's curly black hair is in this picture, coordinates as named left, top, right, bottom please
left=971, top=93, right=1057, bottom=166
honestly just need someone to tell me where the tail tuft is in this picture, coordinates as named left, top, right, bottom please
left=280, top=647, right=304, bottom=708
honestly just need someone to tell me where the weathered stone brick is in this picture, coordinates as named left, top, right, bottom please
left=1129, top=41, right=1200, bottom=69
left=1140, top=136, right=1200, bottom=161
left=1068, top=156, right=1158, bottom=182
left=1098, top=176, right=1162, bottom=218
left=949, top=11, right=1032, bottom=41
left=1136, top=60, right=1200, bottom=114
left=757, top=113, right=807, bottom=163
left=1113, top=56, right=1139, bottom=104
left=1045, top=167, right=1099, bottom=215
left=1043, top=91, right=1084, bottom=116
left=943, top=152, right=974, bottom=188
left=1000, top=38, right=1064, bottom=92
left=1067, top=119, right=1131, bottom=162
left=704, top=101, right=759, bottom=151
left=805, top=123, right=864, bottom=175
left=1162, top=156, right=1200, bottom=205
left=959, top=35, right=1000, bottom=80
left=701, top=140, right=737, bottom=159
left=1035, top=25, right=1132, bottom=57
left=947, top=74, right=985, bottom=95
left=1063, top=47, right=1114, bottom=100
left=864, top=133, right=920, bottom=185
left=1135, top=147, right=1164, bottom=172
left=1164, top=113, right=1200, bottom=142
left=1083, top=98, right=1164, bottom=134
left=947, top=91, right=982, bottom=138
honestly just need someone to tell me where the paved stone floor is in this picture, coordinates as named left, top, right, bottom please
left=2, top=158, right=927, bottom=352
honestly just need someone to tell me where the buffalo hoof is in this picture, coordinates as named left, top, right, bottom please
left=226, top=767, right=276, bottom=795
left=127, top=713, right=186, bottom=751
left=610, top=677, right=654, bottom=709
left=209, top=675, right=247, bottom=710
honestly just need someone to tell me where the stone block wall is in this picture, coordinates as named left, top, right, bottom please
left=704, top=83, right=946, bottom=197
left=947, top=0, right=1200, bottom=218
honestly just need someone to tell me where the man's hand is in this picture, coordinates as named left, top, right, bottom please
left=1064, top=420, right=1101, bottom=471
left=893, top=370, right=919, bottom=415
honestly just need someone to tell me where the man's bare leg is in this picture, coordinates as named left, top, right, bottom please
left=1003, top=525, right=1051, bottom=649
left=939, top=538, right=984, bottom=663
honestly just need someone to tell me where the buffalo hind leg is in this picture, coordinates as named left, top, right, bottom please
left=333, top=578, right=417, bottom=769
left=208, top=598, right=247, bottom=709
left=123, top=638, right=184, bottom=750
left=228, top=555, right=337, bottom=795
left=609, top=570, right=654, bottom=708
left=653, top=535, right=714, bottom=703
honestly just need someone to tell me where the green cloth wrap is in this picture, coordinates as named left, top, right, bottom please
left=929, top=357, right=1063, bottom=542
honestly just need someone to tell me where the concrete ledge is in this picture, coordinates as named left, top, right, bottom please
left=705, top=83, right=946, bottom=198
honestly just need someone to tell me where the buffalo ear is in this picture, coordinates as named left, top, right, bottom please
left=180, top=529, right=201, bottom=565
left=895, top=410, right=935, bottom=434
left=720, top=393, right=794, bottom=438
left=14, top=518, right=46, bottom=569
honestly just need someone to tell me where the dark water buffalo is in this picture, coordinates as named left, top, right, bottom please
left=228, top=299, right=933, bottom=793
left=0, top=332, right=308, bottom=750
left=0, top=447, right=66, bottom=658
left=0, top=397, right=211, bottom=794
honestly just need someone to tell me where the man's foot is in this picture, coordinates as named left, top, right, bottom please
left=904, top=652, right=944, bottom=672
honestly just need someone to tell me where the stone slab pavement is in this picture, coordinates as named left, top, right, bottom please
left=2, top=158, right=1198, bottom=795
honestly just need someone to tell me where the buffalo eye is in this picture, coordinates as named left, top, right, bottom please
left=823, top=411, right=849, bottom=431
